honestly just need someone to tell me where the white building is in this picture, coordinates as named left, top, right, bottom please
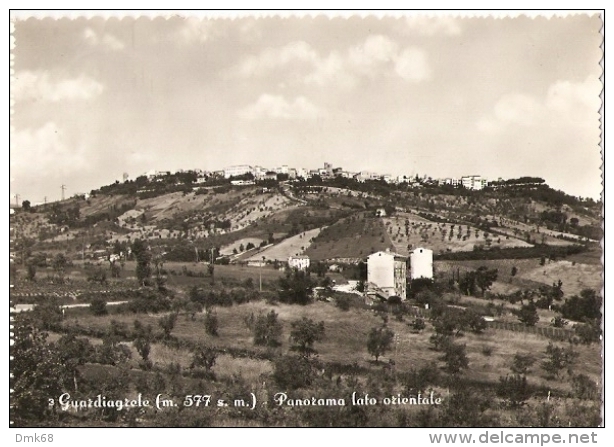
left=409, top=247, right=433, bottom=280
left=367, top=250, right=407, bottom=299
left=224, top=165, right=253, bottom=179
left=288, top=255, right=310, bottom=271
left=461, top=175, right=487, bottom=190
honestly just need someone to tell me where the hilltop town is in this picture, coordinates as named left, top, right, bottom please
left=10, top=161, right=602, bottom=428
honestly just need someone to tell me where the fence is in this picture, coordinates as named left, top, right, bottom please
left=406, top=306, right=573, bottom=339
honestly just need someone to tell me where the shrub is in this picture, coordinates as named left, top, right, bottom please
left=441, top=341, right=469, bottom=374
left=90, top=298, right=108, bottom=316
left=497, top=374, right=532, bottom=407
left=251, top=311, right=283, bottom=347
left=273, top=355, right=319, bottom=390
left=335, top=294, right=352, bottom=311
left=410, top=317, right=426, bottom=332
left=204, top=310, right=219, bottom=336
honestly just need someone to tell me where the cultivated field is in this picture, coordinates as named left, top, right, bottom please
left=385, top=215, right=532, bottom=256
left=247, top=228, right=322, bottom=261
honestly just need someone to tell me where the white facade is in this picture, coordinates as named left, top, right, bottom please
left=288, top=256, right=310, bottom=271
left=410, top=247, right=433, bottom=280
left=367, top=251, right=407, bottom=299
left=461, top=175, right=486, bottom=190
left=224, top=165, right=253, bottom=179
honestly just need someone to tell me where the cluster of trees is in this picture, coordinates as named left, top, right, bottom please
left=457, top=266, right=499, bottom=296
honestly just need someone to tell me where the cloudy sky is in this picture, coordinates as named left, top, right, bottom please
left=10, top=13, right=603, bottom=203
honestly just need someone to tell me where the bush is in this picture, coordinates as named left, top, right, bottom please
left=481, top=345, right=493, bottom=356
left=571, top=374, right=600, bottom=401
left=410, top=317, right=426, bottom=332
left=248, top=310, right=283, bottom=347
left=204, top=310, right=219, bottom=336
left=273, top=355, right=319, bottom=390
left=511, top=353, right=536, bottom=375
left=497, top=374, right=532, bottom=407
left=335, top=294, right=352, bottom=311
left=573, top=322, right=601, bottom=345
left=90, top=298, right=108, bottom=316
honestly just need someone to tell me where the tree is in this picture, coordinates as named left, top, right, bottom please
left=458, top=272, right=477, bottom=296
left=248, top=310, right=283, bottom=347
left=366, top=325, right=395, bottom=363
left=26, top=263, right=37, bottom=281
left=573, top=321, right=601, bottom=345
left=22, top=200, right=31, bottom=211
left=11, top=323, right=71, bottom=424
left=208, top=263, right=215, bottom=284
left=133, top=337, right=151, bottom=367
left=475, top=266, right=498, bottom=296
left=132, top=320, right=153, bottom=369
left=441, top=341, right=469, bottom=374
left=158, top=313, right=178, bottom=339
left=290, top=317, right=325, bottom=356
left=541, top=342, right=577, bottom=379
left=190, top=344, right=217, bottom=374
left=432, top=310, right=468, bottom=337
left=515, top=301, right=539, bottom=326
left=132, top=239, right=151, bottom=286
left=464, top=309, right=487, bottom=334
left=511, top=266, right=518, bottom=277
left=52, top=253, right=69, bottom=284
left=560, top=289, right=601, bottom=323
left=278, top=269, right=314, bottom=305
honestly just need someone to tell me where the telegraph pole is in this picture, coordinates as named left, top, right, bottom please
left=14, top=194, right=20, bottom=207
left=61, top=184, right=67, bottom=201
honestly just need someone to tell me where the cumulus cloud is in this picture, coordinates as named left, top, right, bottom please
left=231, top=35, right=431, bottom=88
left=235, top=41, right=318, bottom=77
left=477, top=77, right=601, bottom=133
left=176, top=18, right=219, bottom=44
left=10, top=122, right=90, bottom=175
left=403, top=16, right=462, bottom=36
left=12, top=71, right=104, bottom=102
left=238, top=94, right=325, bottom=120
left=394, top=47, right=431, bottom=82
left=83, top=27, right=125, bottom=51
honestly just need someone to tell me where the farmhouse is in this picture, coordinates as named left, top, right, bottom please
left=288, top=255, right=310, bottom=271
left=409, top=247, right=433, bottom=280
left=366, top=250, right=407, bottom=299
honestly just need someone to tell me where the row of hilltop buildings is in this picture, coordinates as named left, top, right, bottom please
left=137, top=163, right=493, bottom=191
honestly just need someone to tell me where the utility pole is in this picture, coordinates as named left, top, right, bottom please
left=61, top=184, right=66, bottom=201
left=14, top=194, right=20, bottom=206
left=44, top=196, right=47, bottom=204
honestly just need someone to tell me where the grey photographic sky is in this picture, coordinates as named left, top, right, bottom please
left=10, top=13, right=603, bottom=203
